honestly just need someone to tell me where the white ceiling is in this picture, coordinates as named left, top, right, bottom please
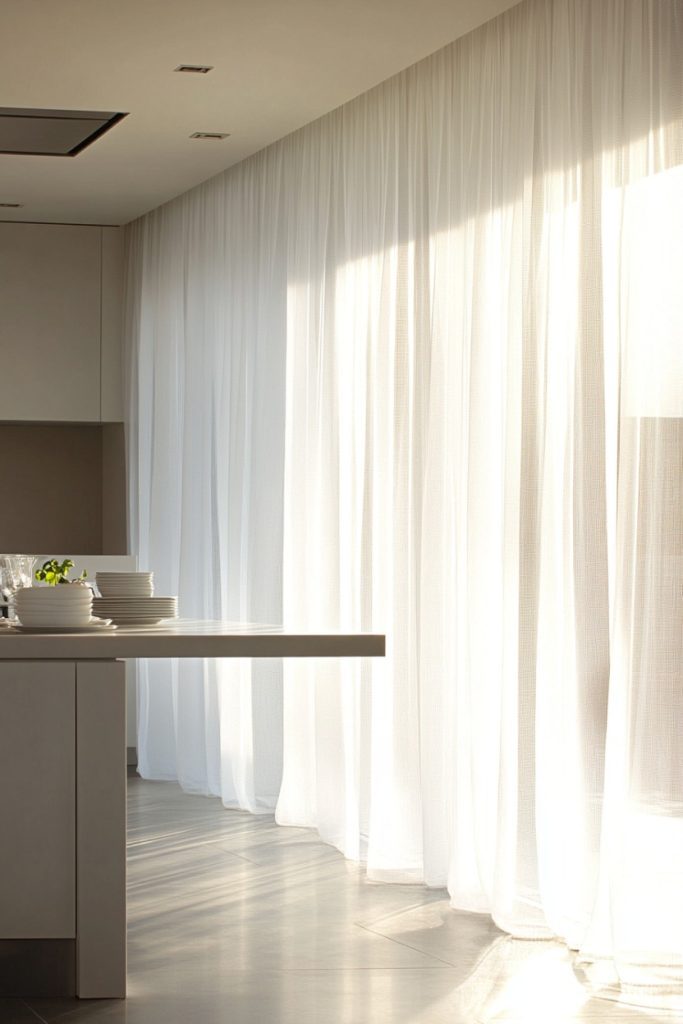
left=1, top=0, right=520, bottom=226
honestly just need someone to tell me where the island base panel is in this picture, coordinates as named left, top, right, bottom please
left=0, top=658, right=126, bottom=998
left=76, top=660, right=127, bottom=998
left=0, top=661, right=76, bottom=937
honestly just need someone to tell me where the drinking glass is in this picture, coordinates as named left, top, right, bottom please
left=0, top=554, right=37, bottom=620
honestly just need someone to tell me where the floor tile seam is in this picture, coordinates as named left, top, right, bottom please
left=127, top=847, right=255, bottom=868
left=204, top=841, right=341, bottom=866
left=355, top=902, right=451, bottom=931
left=356, top=897, right=450, bottom=930
left=202, top=838, right=295, bottom=864
left=20, top=1001, right=50, bottom=1024
left=354, top=921, right=458, bottom=969
left=201, top=844, right=259, bottom=865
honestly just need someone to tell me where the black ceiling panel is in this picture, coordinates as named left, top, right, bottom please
left=0, top=108, right=127, bottom=156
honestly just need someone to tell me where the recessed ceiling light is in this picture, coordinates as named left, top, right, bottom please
left=189, top=132, right=230, bottom=140
left=0, top=202, right=23, bottom=208
left=175, top=65, right=213, bottom=74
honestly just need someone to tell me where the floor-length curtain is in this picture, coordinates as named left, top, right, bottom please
left=125, top=152, right=287, bottom=811
left=125, top=0, right=683, bottom=1004
left=274, top=0, right=683, bottom=1006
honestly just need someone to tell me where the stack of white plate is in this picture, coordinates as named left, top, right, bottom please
left=96, top=572, right=154, bottom=597
left=14, top=584, right=95, bottom=628
left=93, top=595, right=178, bottom=626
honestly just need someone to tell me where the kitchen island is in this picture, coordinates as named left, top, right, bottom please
left=0, top=620, right=385, bottom=999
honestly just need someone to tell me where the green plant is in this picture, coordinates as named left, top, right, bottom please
left=35, top=558, right=88, bottom=587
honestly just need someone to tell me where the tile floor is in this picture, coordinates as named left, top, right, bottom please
left=1, top=775, right=678, bottom=1023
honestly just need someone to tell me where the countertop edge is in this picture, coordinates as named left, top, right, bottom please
left=0, top=622, right=386, bottom=660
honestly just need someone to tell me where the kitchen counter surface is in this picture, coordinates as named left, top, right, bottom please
left=0, top=618, right=386, bottom=660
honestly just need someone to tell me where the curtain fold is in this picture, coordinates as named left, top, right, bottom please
left=125, top=153, right=287, bottom=810
left=125, top=0, right=683, bottom=1006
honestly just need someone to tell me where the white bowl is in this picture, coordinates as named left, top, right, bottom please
left=15, top=590, right=92, bottom=601
left=17, top=611, right=93, bottom=627
left=15, top=585, right=93, bottom=626
left=16, top=585, right=92, bottom=600
left=97, top=585, right=154, bottom=597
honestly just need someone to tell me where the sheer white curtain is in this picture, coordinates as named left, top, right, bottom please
left=276, top=0, right=683, bottom=1006
left=125, top=152, right=287, bottom=810
left=125, top=0, right=683, bottom=1005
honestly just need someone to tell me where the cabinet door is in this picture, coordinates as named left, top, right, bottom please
left=0, top=223, right=101, bottom=421
left=101, top=226, right=124, bottom=423
left=0, top=661, right=76, bottom=937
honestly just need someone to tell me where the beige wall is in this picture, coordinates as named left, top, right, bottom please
left=0, top=423, right=127, bottom=555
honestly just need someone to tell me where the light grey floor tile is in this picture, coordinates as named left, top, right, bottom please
left=209, top=830, right=342, bottom=866
left=362, top=898, right=504, bottom=970
left=27, top=968, right=679, bottom=1024
left=24, top=969, right=498, bottom=1024
left=23, top=777, right=676, bottom=1024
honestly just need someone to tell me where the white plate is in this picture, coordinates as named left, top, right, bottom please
left=94, top=602, right=178, bottom=610
left=10, top=619, right=116, bottom=634
left=94, top=607, right=176, bottom=614
left=95, top=602, right=176, bottom=610
left=94, top=608, right=176, bottom=614
left=107, top=617, right=172, bottom=626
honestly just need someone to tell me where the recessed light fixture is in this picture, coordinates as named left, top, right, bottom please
left=0, top=201, right=23, bottom=208
left=175, top=65, right=213, bottom=74
left=189, top=132, right=230, bottom=140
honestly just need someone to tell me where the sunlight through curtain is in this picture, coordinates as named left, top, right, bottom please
left=125, top=154, right=287, bottom=811
left=125, top=0, right=683, bottom=1006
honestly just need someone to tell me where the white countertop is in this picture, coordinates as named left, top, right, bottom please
left=0, top=619, right=386, bottom=660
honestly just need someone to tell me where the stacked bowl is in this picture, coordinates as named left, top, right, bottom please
left=96, top=571, right=154, bottom=597
left=14, top=583, right=94, bottom=628
left=93, top=572, right=178, bottom=626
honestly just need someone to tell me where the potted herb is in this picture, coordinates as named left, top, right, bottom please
left=34, top=558, right=88, bottom=586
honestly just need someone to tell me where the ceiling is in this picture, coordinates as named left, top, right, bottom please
left=0, top=0, right=521, bottom=226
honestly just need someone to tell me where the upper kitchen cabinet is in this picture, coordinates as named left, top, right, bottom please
left=0, top=222, right=124, bottom=422
left=101, top=226, right=124, bottom=422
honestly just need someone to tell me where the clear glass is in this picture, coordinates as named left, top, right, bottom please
left=0, top=554, right=37, bottom=620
